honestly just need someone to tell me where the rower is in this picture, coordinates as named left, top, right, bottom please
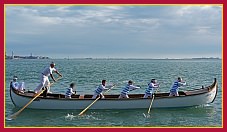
left=65, top=83, right=76, bottom=99
left=169, top=77, right=186, bottom=96
left=10, top=76, right=25, bottom=93
left=143, top=79, right=159, bottom=98
left=92, top=80, right=113, bottom=99
left=34, top=62, right=62, bottom=94
left=119, top=80, right=140, bottom=98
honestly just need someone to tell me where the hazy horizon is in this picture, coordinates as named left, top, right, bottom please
left=5, top=51, right=221, bottom=60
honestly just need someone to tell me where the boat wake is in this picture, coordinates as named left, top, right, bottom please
left=202, top=104, right=212, bottom=107
left=65, top=113, right=75, bottom=121
left=143, top=113, right=151, bottom=118
left=64, top=113, right=101, bottom=121
left=194, top=104, right=212, bottom=109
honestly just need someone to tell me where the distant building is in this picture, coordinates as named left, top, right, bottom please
left=5, top=51, right=50, bottom=60
left=11, top=51, right=14, bottom=59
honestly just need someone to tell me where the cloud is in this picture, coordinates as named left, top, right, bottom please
left=6, top=5, right=222, bottom=58
left=102, top=6, right=124, bottom=10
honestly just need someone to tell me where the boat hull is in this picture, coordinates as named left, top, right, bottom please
left=10, top=79, right=218, bottom=109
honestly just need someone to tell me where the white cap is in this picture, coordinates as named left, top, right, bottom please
left=13, top=76, right=18, bottom=80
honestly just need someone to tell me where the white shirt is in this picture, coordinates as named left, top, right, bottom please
left=42, top=66, right=57, bottom=76
left=11, top=81, right=25, bottom=91
left=12, top=81, right=19, bottom=90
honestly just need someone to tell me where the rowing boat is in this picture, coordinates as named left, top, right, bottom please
left=10, top=78, right=218, bottom=109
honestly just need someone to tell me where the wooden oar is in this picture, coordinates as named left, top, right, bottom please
left=78, top=86, right=115, bottom=116
left=7, top=77, right=62, bottom=120
left=144, top=88, right=159, bottom=118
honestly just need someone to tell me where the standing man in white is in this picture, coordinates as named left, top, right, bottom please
left=34, top=62, right=62, bottom=94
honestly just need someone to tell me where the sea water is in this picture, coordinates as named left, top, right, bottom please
left=5, top=59, right=222, bottom=127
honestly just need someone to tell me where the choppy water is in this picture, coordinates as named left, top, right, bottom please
left=5, top=59, right=222, bottom=127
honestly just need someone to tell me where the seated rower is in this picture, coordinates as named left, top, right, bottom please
left=65, top=83, right=76, bottom=99
left=92, top=80, right=113, bottom=99
left=143, top=79, right=159, bottom=98
left=119, top=80, right=140, bottom=98
left=169, top=77, right=186, bottom=96
left=10, top=76, right=25, bottom=93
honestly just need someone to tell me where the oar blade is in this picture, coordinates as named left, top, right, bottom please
left=6, top=112, right=18, bottom=120
left=6, top=116, right=14, bottom=121
left=142, top=113, right=151, bottom=118
left=142, top=113, right=147, bottom=118
left=6, top=117, right=13, bottom=121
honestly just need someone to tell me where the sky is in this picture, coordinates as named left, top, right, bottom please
left=6, top=5, right=222, bottom=59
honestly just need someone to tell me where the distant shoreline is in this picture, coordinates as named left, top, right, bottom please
left=5, top=56, right=221, bottom=60
left=61, top=57, right=221, bottom=60
left=5, top=55, right=50, bottom=60
left=25, top=57, right=221, bottom=60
